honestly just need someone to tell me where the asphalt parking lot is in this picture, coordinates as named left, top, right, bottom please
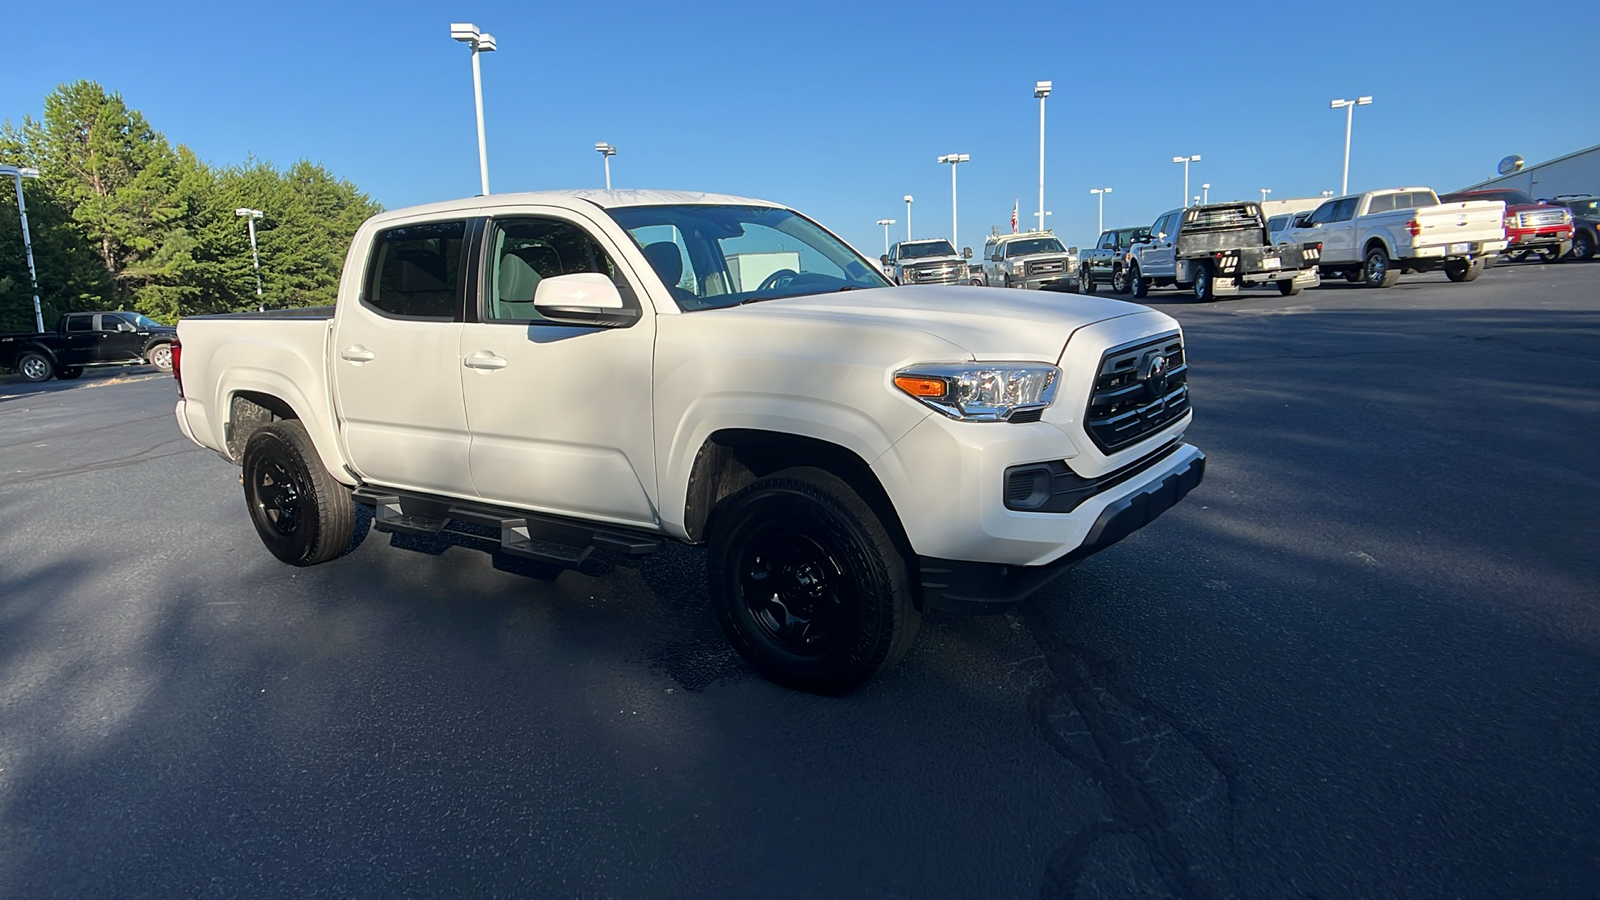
left=2, top=261, right=1596, bottom=898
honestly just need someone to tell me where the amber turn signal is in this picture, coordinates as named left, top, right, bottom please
left=894, top=375, right=947, bottom=398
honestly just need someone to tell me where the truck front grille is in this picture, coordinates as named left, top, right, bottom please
left=1026, top=259, right=1065, bottom=277
left=1518, top=210, right=1567, bottom=228
left=905, top=262, right=965, bottom=285
left=1085, top=333, right=1190, bottom=453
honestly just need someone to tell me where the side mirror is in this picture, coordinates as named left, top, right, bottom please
left=1067, top=247, right=1078, bottom=255
left=1157, top=232, right=1168, bottom=241
left=533, top=273, right=638, bottom=327
left=118, top=322, right=135, bottom=332
left=962, top=247, right=973, bottom=259
left=880, top=254, right=891, bottom=265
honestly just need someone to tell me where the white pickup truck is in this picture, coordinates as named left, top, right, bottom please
left=1281, top=188, right=1508, bottom=287
left=173, top=190, right=1204, bottom=694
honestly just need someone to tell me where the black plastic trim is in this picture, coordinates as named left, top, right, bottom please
left=1004, top=440, right=1183, bottom=513
left=920, top=449, right=1205, bottom=613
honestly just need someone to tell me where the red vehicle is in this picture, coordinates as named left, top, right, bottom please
left=1441, top=189, right=1573, bottom=262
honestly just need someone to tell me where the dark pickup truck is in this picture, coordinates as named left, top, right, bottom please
left=1078, top=226, right=1149, bottom=294
left=0, top=311, right=176, bottom=382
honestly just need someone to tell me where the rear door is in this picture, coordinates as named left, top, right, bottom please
left=458, top=209, right=659, bottom=525
left=58, top=314, right=100, bottom=365
left=331, top=217, right=477, bottom=498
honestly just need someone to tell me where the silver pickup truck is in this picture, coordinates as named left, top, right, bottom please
left=981, top=232, right=1079, bottom=291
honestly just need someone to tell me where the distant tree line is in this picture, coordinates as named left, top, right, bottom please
left=0, top=80, right=381, bottom=332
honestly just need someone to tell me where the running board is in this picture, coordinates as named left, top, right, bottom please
left=354, top=487, right=665, bottom=570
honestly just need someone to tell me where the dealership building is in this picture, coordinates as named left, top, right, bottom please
left=1457, top=144, right=1600, bottom=198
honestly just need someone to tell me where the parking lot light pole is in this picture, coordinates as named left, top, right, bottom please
left=594, top=142, right=617, bottom=189
left=1035, top=81, right=1051, bottom=233
left=451, top=23, right=497, bottom=195
left=1330, top=96, right=1372, bottom=195
left=1259, top=188, right=1271, bottom=205
left=1, top=164, right=44, bottom=333
left=876, top=218, right=896, bottom=255
left=937, top=154, right=969, bottom=250
left=1202, top=183, right=1210, bottom=204
left=1173, top=155, right=1200, bottom=207
left=1090, top=187, right=1111, bottom=235
left=234, top=208, right=265, bottom=300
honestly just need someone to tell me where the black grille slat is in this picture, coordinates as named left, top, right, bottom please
left=1085, top=333, right=1190, bottom=452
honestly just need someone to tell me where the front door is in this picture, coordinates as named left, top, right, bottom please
left=1321, top=197, right=1361, bottom=263
left=331, top=217, right=477, bottom=498
left=1144, top=213, right=1178, bottom=278
left=458, top=211, right=659, bottom=527
left=94, top=313, right=146, bottom=362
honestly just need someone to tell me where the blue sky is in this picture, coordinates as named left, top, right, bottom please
left=4, top=0, right=1597, bottom=257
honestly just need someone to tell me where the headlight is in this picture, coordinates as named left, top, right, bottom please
left=893, top=362, right=1060, bottom=422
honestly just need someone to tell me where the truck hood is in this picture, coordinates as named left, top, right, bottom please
left=733, top=285, right=1149, bottom=361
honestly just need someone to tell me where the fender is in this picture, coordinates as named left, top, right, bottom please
left=213, top=366, right=350, bottom=485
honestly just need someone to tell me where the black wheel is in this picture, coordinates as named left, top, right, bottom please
left=241, top=420, right=355, bottom=567
left=1444, top=258, right=1483, bottom=283
left=1509, top=249, right=1531, bottom=263
left=146, top=342, right=174, bottom=372
left=1278, top=279, right=1302, bottom=296
left=1080, top=266, right=1097, bottom=294
left=1344, top=268, right=1363, bottom=283
left=1111, top=266, right=1130, bottom=294
left=1192, top=264, right=1215, bottom=302
left=1573, top=231, right=1595, bottom=261
left=706, top=467, right=920, bottom=695
left=1130, top=263, right=1149, bottom=298
left=56, top=366, right=85, bottom=380
left=1363, top=246, right=1400, bottom=287
left=1537, top=247, right=1561, bottom=263
left=1064, top=274, right=1080, bottom=294
left=1002, top=275, right=1013, bottom=289
left=16, top=351, right=53, bottom=383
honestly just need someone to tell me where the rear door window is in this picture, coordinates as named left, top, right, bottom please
left=66, top=315, right=93, bottom=332
left=364, top=221, right=468, bottom=320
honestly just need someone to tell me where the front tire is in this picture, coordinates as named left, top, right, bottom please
left=1444, top=258, right=1483, bottom=283
left=1278, top=279, right=1302, bottom=296
left=1111, top=266, right=1130, bottom=294
left=1363, top=246, right=1401, bottom=288
left=241, top=420, right=355, bottom=567
left=1573, top=231, right=1595, bottom=261
left=16, top=351, right=53, bottom=383
left=1130, top=263, right=1149, bottom=298
left=707, top=467, right=920, bottom=695
left=147, top=343, right=174, bottom=372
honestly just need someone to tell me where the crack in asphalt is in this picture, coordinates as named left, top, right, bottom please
left=0, top=411, right=174, bottom=452
left=0, top=438, right=198, bottom=487
left=1020, top=604, right=1239, bottom=899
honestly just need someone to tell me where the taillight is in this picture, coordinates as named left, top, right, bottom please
left=171, top=339, right=183, bottom=398
left=1406, top=219, right=1421, bottom=237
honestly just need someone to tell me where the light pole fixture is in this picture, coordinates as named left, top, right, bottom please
left=1201, top=183, right=1211, bottom=204
left=1259, top=188, right=1272, bottom=205
left=451, top=22, right=497, bottom=195
left=1090, top=187, right=1112, bottom=235
left=1, top=164, right=44, bottom=333
left=876, top=218, right=896, bottom=255
left=235, top=207, right=265, bottom=301
left=1322, top=190, right=1335, bottom=197
left=1034, top=80, right=1051, bottom=233
left=594, top=142, right=617, bottom=189
left=904, top=195, right=914, bottom=241
left=1173, top=155, right=1201, bottom=207
left=1330, top=96, right=1372, bottom=195
left=937, top=153, right=969, bottom=250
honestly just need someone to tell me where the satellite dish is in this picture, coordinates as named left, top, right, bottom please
left=1498, top=155, right=1525, bottom=176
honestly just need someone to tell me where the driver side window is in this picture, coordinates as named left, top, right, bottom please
left=1305, top=201, right=1336, bottom=227
left=485, top=217, right=618, bottom=324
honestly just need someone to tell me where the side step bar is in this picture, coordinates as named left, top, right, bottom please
left=353, top=486, right=665, bottom=569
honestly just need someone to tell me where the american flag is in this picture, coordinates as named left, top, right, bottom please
left=1011, top=199, right=1018, bottom=233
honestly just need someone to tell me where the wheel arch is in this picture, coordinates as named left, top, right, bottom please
left=216, top=376, right=350, bottom=484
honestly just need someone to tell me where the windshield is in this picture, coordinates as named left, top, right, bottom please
left=1004, top=237, right=1065, bottom=257
left=1564, top=199, right=1599, bottom=217
left=898, top=240, right=957, bottom=259
left=129, top=313, right=163, bottom=330
left=608, top=204, right=891, bottom=311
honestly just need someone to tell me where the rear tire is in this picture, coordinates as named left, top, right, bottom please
left=1192, top=264, right=1215, bottom=302
left=1130, top=263, right=1149, bottom=298
left=147, top=343, right=174, bottom=372
left=706, top=466, right=920, bottom=695
left=1444, top=258, right=1483, bottom=283
left=1112, top=266, right=1130, bottom=294
left=16, top=351, right=53, bottom=383
left=241, top=420, right=355, bottom=567
left=1278, top=279, right=1302, bottom=296
left=1363, top=246, right=1401, bottom=287
left=1080, top=266, right=1097, bottom=294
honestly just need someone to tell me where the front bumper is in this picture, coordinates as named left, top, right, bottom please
left=919, top=447, right=1205, bottom=612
